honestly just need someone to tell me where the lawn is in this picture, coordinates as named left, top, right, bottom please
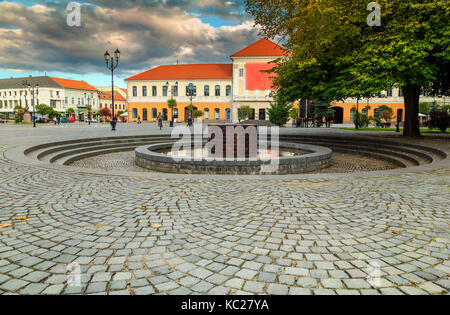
left=331, top=127, right=449, bottom=134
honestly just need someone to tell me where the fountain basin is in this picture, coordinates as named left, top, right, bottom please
left=135, top=142, right=332, bottom=175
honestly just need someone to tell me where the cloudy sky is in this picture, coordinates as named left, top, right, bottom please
left=0, top=0, right=260, bottom=87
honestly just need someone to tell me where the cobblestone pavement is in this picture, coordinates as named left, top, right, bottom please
left=0, top=125, right=449, bottom=295
left=70, top=151, right=399, bottom=173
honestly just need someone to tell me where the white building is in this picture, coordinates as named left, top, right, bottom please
left=0, top=76, right=99, bottom=121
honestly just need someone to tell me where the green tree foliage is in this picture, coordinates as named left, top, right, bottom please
left=419, top=103, right=432, bottom=115
left=428, top=107, right=449, bottom=133
left=313, top=102, right=335, bottom=127
left=289, top=106, right=298, bottom=120
left=67, top=108, right=75, bottom=116
left=193, top=110, right=203, bottom=118
left=237, top=105, right=253, bottom=121
left=246, top=0, right=450, bottom=137
left=267, top=100, right=292, bottom=126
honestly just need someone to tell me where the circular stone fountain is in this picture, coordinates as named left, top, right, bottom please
left=135, top=123, right=332, bottom=175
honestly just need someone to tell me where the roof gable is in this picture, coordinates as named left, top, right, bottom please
left=231, top=38, right=287, bottom=58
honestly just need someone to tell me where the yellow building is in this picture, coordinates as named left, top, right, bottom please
left=125, top=38, right=286, bottom=122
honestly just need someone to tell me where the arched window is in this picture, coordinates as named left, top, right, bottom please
left=204, top=108, right=210, bottom=119
left=204, top=85, right=210, bottom=97
left=215, top=108, right=220, bottom=120
left=152, top=108, right=157, bottom=118
left=362, top=108, right=368, bottom=116
left=226, top=85, right=232, bottom=97
left=215, top=85, right=220, bottom=97
left=132, top=108, right=138, bottom=119
left=226, top=108, right=231, bottom=120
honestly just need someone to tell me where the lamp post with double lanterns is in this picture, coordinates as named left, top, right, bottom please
left=186, top=83, right=196, bottom=125
left=23, top=80, right=39, bottom=127
left=165, top=81, right=178, bottom=127
left=104, top=48, right=120, bottom=130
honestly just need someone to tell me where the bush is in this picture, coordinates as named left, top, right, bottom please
left=237, top=105, right=253, bottom=121
left=268, top=102, right=292, bottom=127
left=193, top=110, right=203, bottom=118
left=353, top=112, right=372, bottom=128
left=428, top=108, right=449, bottom=133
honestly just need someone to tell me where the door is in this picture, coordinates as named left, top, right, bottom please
left=332, top=107, right=343, bottom=124
left=226, top=109, right=231, bottom=121
left=163, top=108, right=168, bottom=120
left=143, top=108, right=148, bottom=121
left=249, top=109, right=255, bottom=120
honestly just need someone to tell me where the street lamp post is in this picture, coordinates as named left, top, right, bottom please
left=166, top=81, right=178, bottom=127
left=187, top=83, right=195, bottom=124
left=104, top=49, right=120, bottom=130
left=23, top=80, right=39, bottom=128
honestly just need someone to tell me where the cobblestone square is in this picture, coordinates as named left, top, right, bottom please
left=0, top=124, right=448, bottom=295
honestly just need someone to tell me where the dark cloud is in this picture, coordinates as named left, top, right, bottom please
left=0, top=1, right=259, bottom=79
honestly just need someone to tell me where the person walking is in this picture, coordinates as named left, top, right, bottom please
left=158, top=113, right=163, bottom=130
left=111, top=115, right=118, bottom=131
left=137, top=116, right=141, bottom=124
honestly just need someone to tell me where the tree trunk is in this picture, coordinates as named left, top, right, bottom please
left=402, top=84, right=421, bottom=137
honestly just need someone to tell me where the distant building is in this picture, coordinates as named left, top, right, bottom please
left=0, top=75, right=99, bottom=121
left=98, top=91, right=127, bottom=114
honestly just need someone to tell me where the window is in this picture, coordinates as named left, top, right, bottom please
left=350, top=108, right=356, bottom=121
left=204, top=108, right=209, bottom=120
left=362, top=108, right=368, bottom=116
left=204, top=85, right=210, bottom=97
left=50, top=91, right=53, bottom=98
left=152, top=86, right=157, bottom=96
left=239, top=69, right=244, bottom=77
left=132, top=108, right=138, bottom=118
left=173, top=85, right=178, bottom=97
left=374, top=107, right=382, bottom=118
left=142, top=86, right=147, bottom=97
left=186, top=84, right=196, bottom=96
left=215, top=85, right=220, bottom=97
left=173, top=108, right=178, bottom=118
left=398, top=88, right=403, bottom=97
left=133, top=86, right=137, bottom=96
left=163, top=85, right=168, bottom=97
left=152, top=108, right=157, bottom=118
left=215, top=108, right=220, bottom=120
left=226, top=85, right=231, bottom=96
left=72, top=97, right=74, bottom=104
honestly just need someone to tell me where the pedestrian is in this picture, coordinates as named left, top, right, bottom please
left=57, top=116, right=61, bottom=125
left=158, top=113, right=163, bottom=130
left=137, top=116, right=141, bottom=124
left=111, top=115, right=118, bottom=131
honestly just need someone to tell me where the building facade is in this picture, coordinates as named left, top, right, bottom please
left=124, top=38, right=449, bottom=124
left=98, top=91, right=127, bottom=113
left=0, top=76, right=99, bottom=121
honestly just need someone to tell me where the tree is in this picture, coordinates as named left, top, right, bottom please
left=193, top=110, right=203, bottom=118
left=237, top=105, right=253, bottom=121
left=313, top=101, right=335, bottom=127
left=99, top=107, right=111, bottom=122
left=67, top=108, right=75, bottom=116
left=379, top=105, right=393, bottom=122
left=36, top=104, right=50, bottom=116
left=246, top=0, right=450, bottom=137
left=428, top=107, right=449, bottom=133
left=267, top=99, right=292, bottom=127
left=289, top=107, right=298, bottom=121
left=167, top=98, right=177, bottom=122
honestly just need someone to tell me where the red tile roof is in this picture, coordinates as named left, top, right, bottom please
left=50, top=77, right=98, bottom=91
left=125, top=64, right=233, bottom=81
left=231, top=38, right=287, bottom=58
left=99, top=91, right=126, bottom=101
